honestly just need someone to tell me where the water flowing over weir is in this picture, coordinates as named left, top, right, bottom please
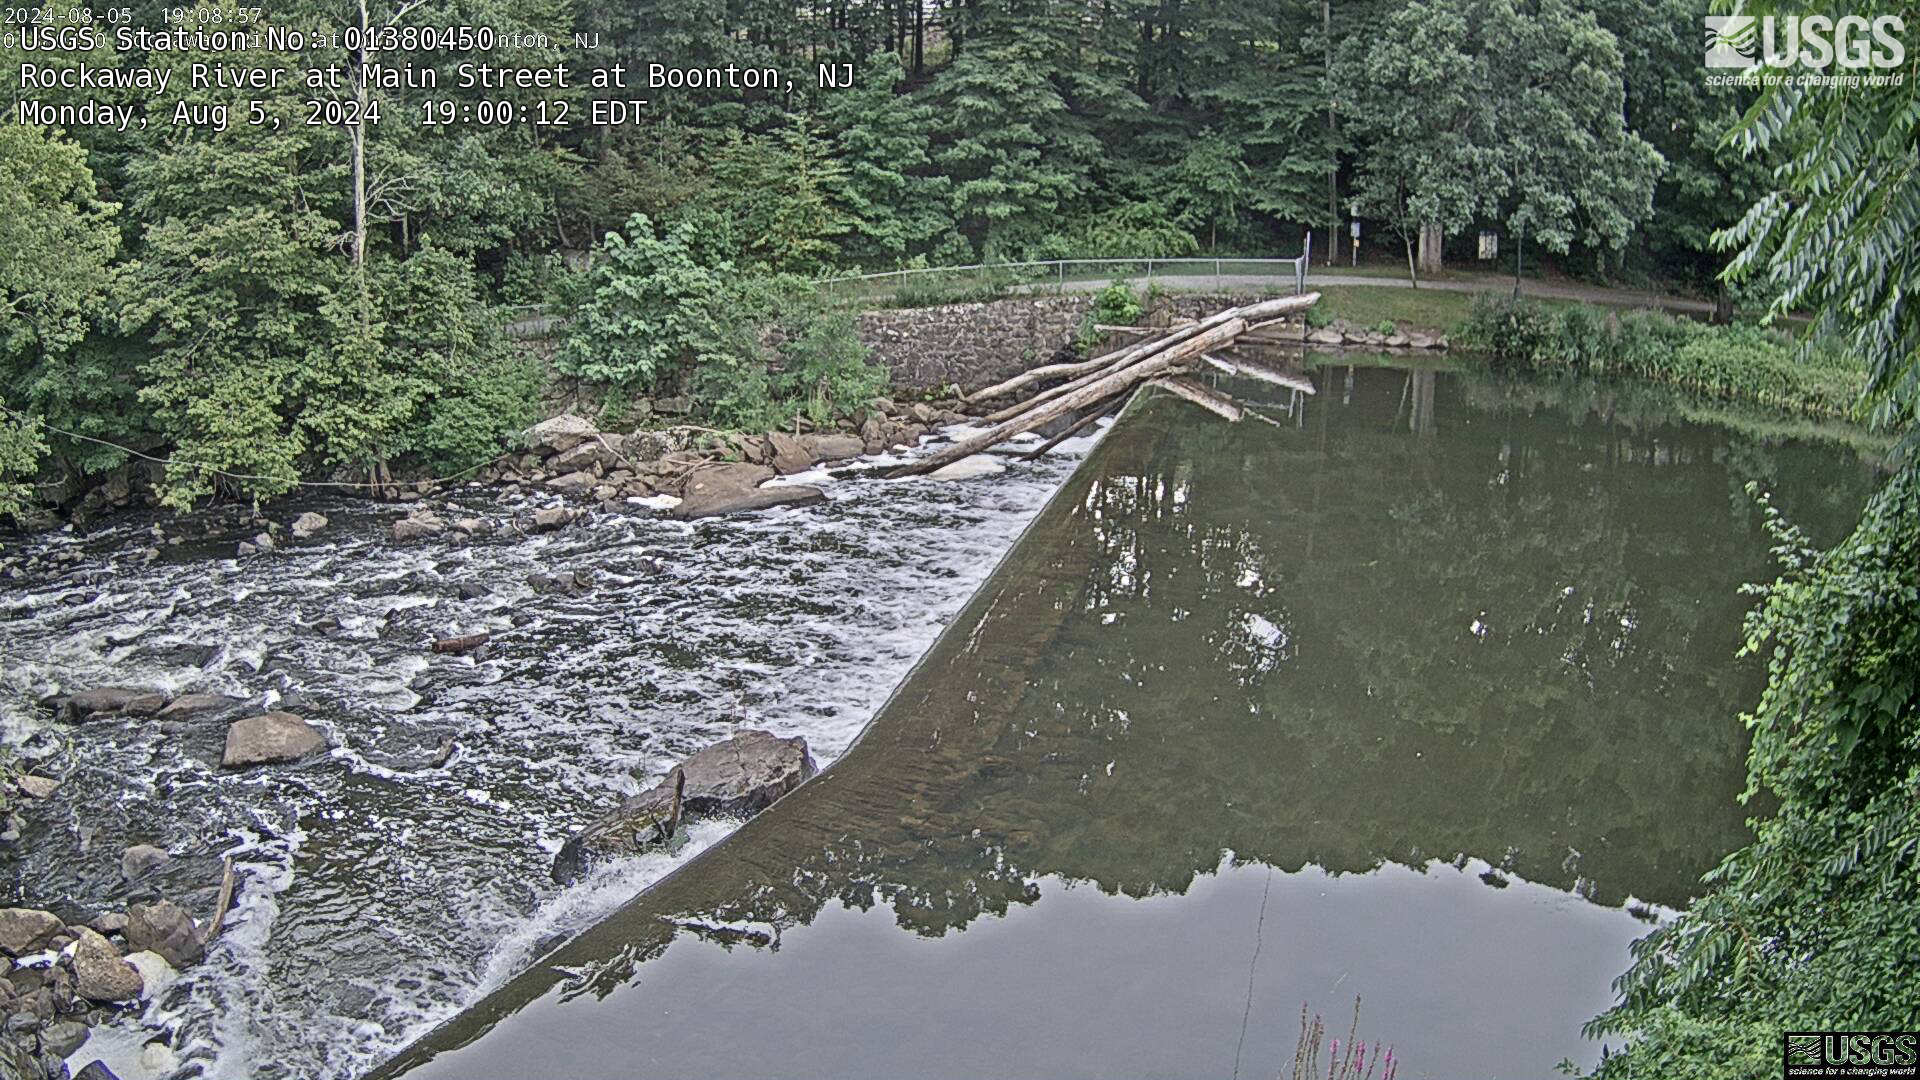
left=0, top=431, right=1100, bottom=1079
left=371, top=364, right=1880, bottom=1080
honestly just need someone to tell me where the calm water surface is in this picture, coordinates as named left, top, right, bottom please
left=379, top=363, right=1875, bottom=1080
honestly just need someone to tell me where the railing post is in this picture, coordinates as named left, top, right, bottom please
left=1058, top=260, right=1065, bottom=295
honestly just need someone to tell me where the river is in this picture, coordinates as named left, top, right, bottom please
left=0, top=433, right=1097, bottom=1078
left=372, top=362, right=1878, bottom=1079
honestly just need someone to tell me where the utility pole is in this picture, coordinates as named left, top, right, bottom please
left=1325, top=0, right=1339, bottom=267
left=1513, top=216, right=1524, bottom=299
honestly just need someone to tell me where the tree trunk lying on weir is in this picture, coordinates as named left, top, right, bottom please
left=1151, top=376, right=1246, bottom=422
left=888, top=317, right=1250, bottom=478
left=965, top=293, right=1320, bottom=405
left=891, top=293, right=1321, bottom=478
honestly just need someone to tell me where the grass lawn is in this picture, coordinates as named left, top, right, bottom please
left=1309, top=284, right=1496, bottom=330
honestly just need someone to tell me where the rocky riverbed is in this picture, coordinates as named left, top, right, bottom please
left=0, top=417, right=1107, bottom=1080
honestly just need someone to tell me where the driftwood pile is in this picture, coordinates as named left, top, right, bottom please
left=888, top=292, right=1321, bottom=478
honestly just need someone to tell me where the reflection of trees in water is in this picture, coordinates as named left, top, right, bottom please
left=385, top=371, right=1874, bottom=1042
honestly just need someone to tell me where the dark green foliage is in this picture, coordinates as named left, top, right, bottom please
left=1589, top=472, right=1920, bottom=1072
left=1458, top=295, right=1863, bottom=417
left=1091, top=282, right=1144, bottom=327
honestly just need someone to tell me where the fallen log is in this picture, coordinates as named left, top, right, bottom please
left=202, top=855, right=236, bottom=945
left=966, top=293, right=1319, bottom=405
left=890, top=317, right=1249, bottom=478
left=432, top=632, right=491, bottom=654
left=1020, top=392, right=1128, bottom=460
left=1203, top=352, right=1318, bottom=395
left=980, top=293, right=1322, bottom=423
left=1152, top=377, right=1245, bottom=422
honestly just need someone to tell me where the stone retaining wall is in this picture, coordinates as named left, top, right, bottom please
left=857, top=296, right=1092, bottom=392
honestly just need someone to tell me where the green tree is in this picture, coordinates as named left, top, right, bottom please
left=1336, top=0, right=1662, bottom=275
left=1590, top=0, right=1920, bottom=1070
left=0, top=123, right=120, bottom=513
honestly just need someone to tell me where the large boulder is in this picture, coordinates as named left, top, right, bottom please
left=0, top=909, right=62, bottom=957
left=69, top=928, right=141, bottom=1004
left=549, top=435, right=625, bottom=474
left=803, top=434, right=865, bottom=463
left=124, top=903, right=202, bottom=968
left=551, top=731, right=816, bottom=884
left=222, top=712, right=328, bottom=768
left=766, top=432, right=816, bottom=475
left=526, top=414, right=597, bottom=455
left=290, top=512, right=328, bottom=541
left=545, top=469, right=598, bottom=494
left=675, top=463, right=822, bottom=520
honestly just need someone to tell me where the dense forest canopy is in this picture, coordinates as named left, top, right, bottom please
left=1, top=0, right=1775, bottom=510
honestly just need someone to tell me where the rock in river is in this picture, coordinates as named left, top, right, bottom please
left=290, top=511, right=328, bottom=540
left=222, top=711, right=328, bottom=768
left=120, top=844, right=170, bottom=881
left=552, top=730, right=817, bottom=884
left=0, top=909, right=62, bottom=957
left=55, top=687, right=148, bottom=721
left=675, top=463, right=825, bottom=520
left=124, top=903, right=202, bottom=969
left=69, top=928, right=142, bottom=1003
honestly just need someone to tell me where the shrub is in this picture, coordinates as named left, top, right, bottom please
left=1372, top=319, right=1398, bottom=336
left=1092, top=281, right=1143, bottom=326
left=1590, top=471, right=1920, bottom=1074
left=1456, top=293, right=1865, bottom=417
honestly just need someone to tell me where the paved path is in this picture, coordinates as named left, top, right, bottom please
left=1304, top=272, right=1715, bottom=315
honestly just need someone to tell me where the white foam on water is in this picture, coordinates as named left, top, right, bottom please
left=3, top=431, right=1108, bottom=1079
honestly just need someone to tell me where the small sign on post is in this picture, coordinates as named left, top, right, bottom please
left=1478, top=230, right=1500, bottom=260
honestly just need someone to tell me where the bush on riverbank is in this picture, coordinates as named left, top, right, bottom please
left=1587, top=469, right=1920, bottom=1076
left=1456, top=295, right=1864, bottom=417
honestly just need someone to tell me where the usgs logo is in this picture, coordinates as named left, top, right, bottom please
left=1704, top=13, right=1906, bottom=69
left=1783, top=1032, right=1920, bottom=1078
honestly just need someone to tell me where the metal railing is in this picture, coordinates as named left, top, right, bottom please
left=815, top=255, right=1311, bottom=306
left=503, top=254, right=1313, bottom=338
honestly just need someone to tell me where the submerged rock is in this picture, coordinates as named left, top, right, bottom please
left=157, top=693, right=237, bottom=719
left=928, top=454, right=1007, bottom=481
left=55, top=688, right=148, bottom=722
left=552, top=730, right=817, bottom=884
left=392, top=513, right=446, bottom=542
left=120, top=951, right=175, bottom=1001
left=119, top=845, right=169, bottom=881
left=40, top=1020, right=87, bottom=1058
left=529, top=506, right=574, bottom=533
left=222, top=712, right=328, bottom=768
left=74, top=1062, right=124, bottom=1080
left=12, top=777, right=58, bottom=801
left=676, top=485, right=826, bottom=520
